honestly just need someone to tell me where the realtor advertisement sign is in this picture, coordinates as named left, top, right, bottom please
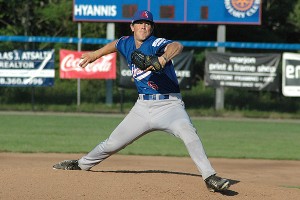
left=0, top=50, right=55, bottom=87
left=60, top=49, right=116, bottom=79
left=205, top=52, right=280, bottom=91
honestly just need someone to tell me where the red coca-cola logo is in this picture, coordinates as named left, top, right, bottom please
left=60, top=53, right=114, bottom=73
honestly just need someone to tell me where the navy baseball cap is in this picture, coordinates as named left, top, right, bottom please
left=132, top=10, right=154, bottom=24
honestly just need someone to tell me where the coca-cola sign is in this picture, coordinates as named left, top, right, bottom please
left=60, top=49, right=116, bottom=79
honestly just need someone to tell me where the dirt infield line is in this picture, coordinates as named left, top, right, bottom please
left=0, top=153, right=299, bottom=200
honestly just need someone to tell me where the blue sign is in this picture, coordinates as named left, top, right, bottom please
left=0, top=50, right=55, bottom=87
left=73, top=0, right=261, bottom=24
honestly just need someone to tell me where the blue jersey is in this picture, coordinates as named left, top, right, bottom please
left=116, top=35, right=180, bottom=94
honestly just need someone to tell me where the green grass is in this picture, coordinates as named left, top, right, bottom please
left=281, top=185, right=300, bottom=189
left=0, top=112, right=299, bottom=160
left=196, top=118, right=300, bottom=160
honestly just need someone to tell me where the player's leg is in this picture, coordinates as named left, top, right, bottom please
left=169, top=119, right=230, bottom=192
left=152, top=99, right=230, bottom=191
left=151, top=99, right=216, bottom=179
left=165, top=115, right=216, bottom=180
left=78, top=100, right=151, bottom=170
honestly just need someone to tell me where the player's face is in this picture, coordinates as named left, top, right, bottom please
left=131, top=21, right=153, bottom=42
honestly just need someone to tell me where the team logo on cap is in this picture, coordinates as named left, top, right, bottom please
left=224, top=0, right=260, bottom=18
left=141, top=11, right=149, bottom=19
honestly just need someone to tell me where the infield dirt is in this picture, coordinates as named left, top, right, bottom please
left=0, top=153, right=299, bottom=200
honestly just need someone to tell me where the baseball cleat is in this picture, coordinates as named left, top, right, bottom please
left=53, top=160, right=81, bottom=170
left=205, top=175, right=230, bottom=192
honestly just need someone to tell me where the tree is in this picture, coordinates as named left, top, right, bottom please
left=288, top=0, right=300, bottom=41
left=0, top=0, right=107, bottom=50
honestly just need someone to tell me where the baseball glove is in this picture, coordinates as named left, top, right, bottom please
left=131, top=50, right=163, bottom=72
left=145, top=55, right=163, bottom=72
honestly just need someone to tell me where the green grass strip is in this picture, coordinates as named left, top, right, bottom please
left=0, top=112, right=299, bottom=160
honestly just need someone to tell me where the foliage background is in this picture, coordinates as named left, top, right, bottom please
left=0, top=0, right=299, bottom=116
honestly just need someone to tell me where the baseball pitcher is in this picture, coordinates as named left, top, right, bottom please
left=53, top=10, right=230, bottom=193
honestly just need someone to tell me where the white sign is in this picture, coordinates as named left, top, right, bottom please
left=282, top=53, right=300, bottom=97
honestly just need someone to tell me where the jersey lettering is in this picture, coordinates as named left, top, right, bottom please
left=148, top=81, right=158, bottom=90
left=132, top=67, right=151, bottom=81
left=152, top=38, right=167, bottom=47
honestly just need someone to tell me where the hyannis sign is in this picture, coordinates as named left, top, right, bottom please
left=73, top=0, right=261, bottom=24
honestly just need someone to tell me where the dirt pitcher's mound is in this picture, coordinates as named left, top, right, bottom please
left=0, top=153, right=299, bottom=200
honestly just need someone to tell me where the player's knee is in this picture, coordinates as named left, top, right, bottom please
left=172, top=119, right=194, bottom=131
left=172, top=119, right=199, bottom=141
left=103, top=140, right=125, bottom=154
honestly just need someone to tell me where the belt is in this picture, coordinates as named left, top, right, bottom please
left=138, top=93, right=181, bottom=100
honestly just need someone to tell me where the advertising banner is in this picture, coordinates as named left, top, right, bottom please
left=119, top=51, right=194, bottom=89
left=282, top=53, right=300, bottom=97
left=205, top=52, right=280, bottom=91
left=60, top=49, right=116, bottom=79
left=0, top=49, right=55, bottom=87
